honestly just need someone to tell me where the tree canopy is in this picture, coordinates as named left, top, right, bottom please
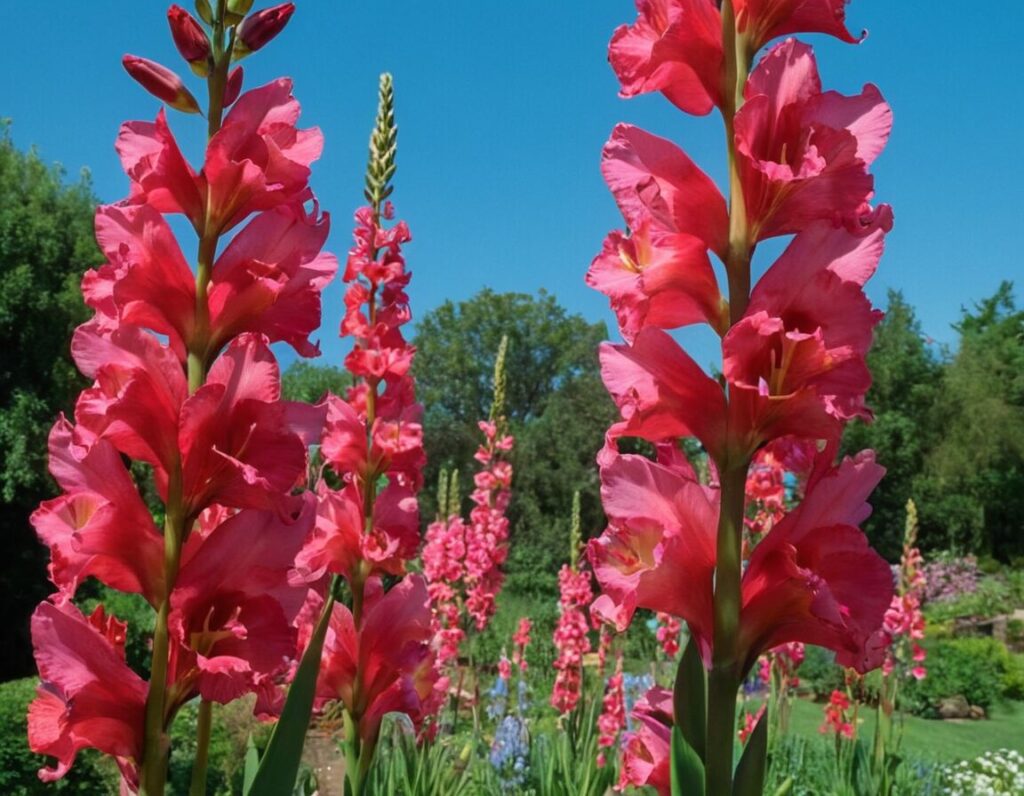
left=0, top=126, right=101, bottom=678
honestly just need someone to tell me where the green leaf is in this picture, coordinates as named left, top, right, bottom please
left=245, top=592, right=335, bottom=796
left=671, top=726, right=705, bottom=796
left=732, top=706, right=768, bottom=796
left=673, top=635, right=707, bottom=762
left=242, top=734, right=259, bottom=793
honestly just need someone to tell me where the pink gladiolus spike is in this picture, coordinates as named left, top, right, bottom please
left=597, top=652, right=627, bottom=765
left=122, top=55, right=201, bottom=114
left=602, top=123, right=729, bottom=257
left=609, top=0, right=723, bottom=115
left=32, top=418, right=165, bottom=604
left=28, top=601, right=147, bottom=789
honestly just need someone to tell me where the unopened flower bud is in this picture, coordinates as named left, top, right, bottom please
left=223, top=66, right=244, bottom=106
left=233, top=3, right=295, bottom=58
left=122, top=55, right=201, bottom=114
left=194, top=0, right=214, bottom=24
left=226, top=0, right=255, bottom=21
left=168, top=5, right=211, bottom=76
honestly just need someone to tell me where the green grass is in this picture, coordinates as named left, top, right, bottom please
left=783, top=697, right=1024, bottom=762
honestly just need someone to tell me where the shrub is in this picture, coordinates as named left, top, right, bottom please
left=902, top=637, right=1017, bottom=716
left=0, top=677, right=116, bottom=794
left=922, top=552, right=979, bottom=604
left=799, top=645, right=845, bottom=698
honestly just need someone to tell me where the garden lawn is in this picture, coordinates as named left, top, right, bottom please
left=785, top=697, right=1024, bottom=762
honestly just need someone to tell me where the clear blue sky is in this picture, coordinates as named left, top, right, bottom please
left=3, top=1, right=1022, bottom=369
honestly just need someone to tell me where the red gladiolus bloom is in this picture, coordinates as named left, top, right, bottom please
left=587, top=215, right=727, bottom=343
left=608, top=0, right=723, bottom=115
left=28, top=601, right=147, bottom=789
left=735, top=39, right=891, bottom=242
left=117, top=79, right=322, bottom=234
left=32, top=419, right=165, bottom=604
left=723, top=212, right=890, bottom=456
left=312, top=576, right=438, bottom=744
left=734, top=0, right=864, bottom=49
left=619, top=685, right=673, bottom=795
left=590, top=451, right=892, bottom=673
left=602, top=123, right=729, bottom=257
left=168, top=495, right=315, bottom=715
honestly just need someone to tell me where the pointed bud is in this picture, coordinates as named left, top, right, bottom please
left=226, top=0, right=255, bottom=20
left=122, top=55, right=201, bottom=114
left=168, top=5, right=211, bottom=76
left=223, top=66, right=244, bottom=106
left=233, top=3, right=295, bottom=58
left=195, top=0, right=214, bottom=24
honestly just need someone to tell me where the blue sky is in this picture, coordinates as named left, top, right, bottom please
left=3, top=1, right=1022, bottom=369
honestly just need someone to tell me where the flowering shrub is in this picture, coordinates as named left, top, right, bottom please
left=941, top=750, right=1024, bottom=795
left=923, top=553, right=980, bottom=605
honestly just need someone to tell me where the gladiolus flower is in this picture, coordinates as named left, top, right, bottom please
left=31, top=418, right=165, bottom=604
left=587, top=215, right=727, bottom=342
left=313, top=576, right=438, bottom=744
left=735, top=39, right=891, bottom=242
left=235, top=3, right=296, bottom=57
left=591, top=451, right=892, bottom=673
left=608, top=0, right=723, bottom=115
left=169, top=495, right=315, bottom=714
left=734, top=0, right=864, bottom=49
left=28, top=601, right=147, bottom=788
left=122, top=55, right=201, bottom=113
left=619, top=685, right=673, bottom=795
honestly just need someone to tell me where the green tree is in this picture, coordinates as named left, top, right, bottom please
left=917, top=283, right=1024, bottom=557
left=0, top=126, right=101, bottom=678
left=842, top=291, right=942, bottom=559
left=412, top=289, right=614, bottom=592
left=281, top=359, right=350, bottom=403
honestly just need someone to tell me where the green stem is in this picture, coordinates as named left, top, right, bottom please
left=343, top=710, right=363, bottom=796
left=140, top=471, right=185, bottom=796
left=189, top=700, right=213, bottom=796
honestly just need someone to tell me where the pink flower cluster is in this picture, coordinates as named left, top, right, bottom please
left=758, top=641, right=806, bottom=690
left=28, top=6, right=327, bottom=790
left=551, top=563, right=594, bottom=715
left=738, top=705, right=766, bottom=744
left=882, top=515, right=927, bottom=680
left=596, top=651, right=626, bottom=768
left=296, top=190, right=439, bottom=745
left=618, top=686, right=673, bottom=793
left=422, top=417, right=514, bottom=669
left=819, top=689, right=855, bottom=739
left=465, top=421, right=515, bottom=629
left=655, top=612, right=682, bottom=659
left=511, top=617, right=532, bottom=673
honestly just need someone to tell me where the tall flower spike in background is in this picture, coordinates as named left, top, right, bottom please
left=588, top=0, right=895, bottom=792
left=28, top=3, right=330, bottom=794
left=250, top=72, right=438, bottom=796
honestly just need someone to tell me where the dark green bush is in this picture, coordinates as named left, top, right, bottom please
left=0, top=677, right=116, bottom=794
left=800, top=645, right=845, bottom=697
left=902, top=637, right=1017, bottom=716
